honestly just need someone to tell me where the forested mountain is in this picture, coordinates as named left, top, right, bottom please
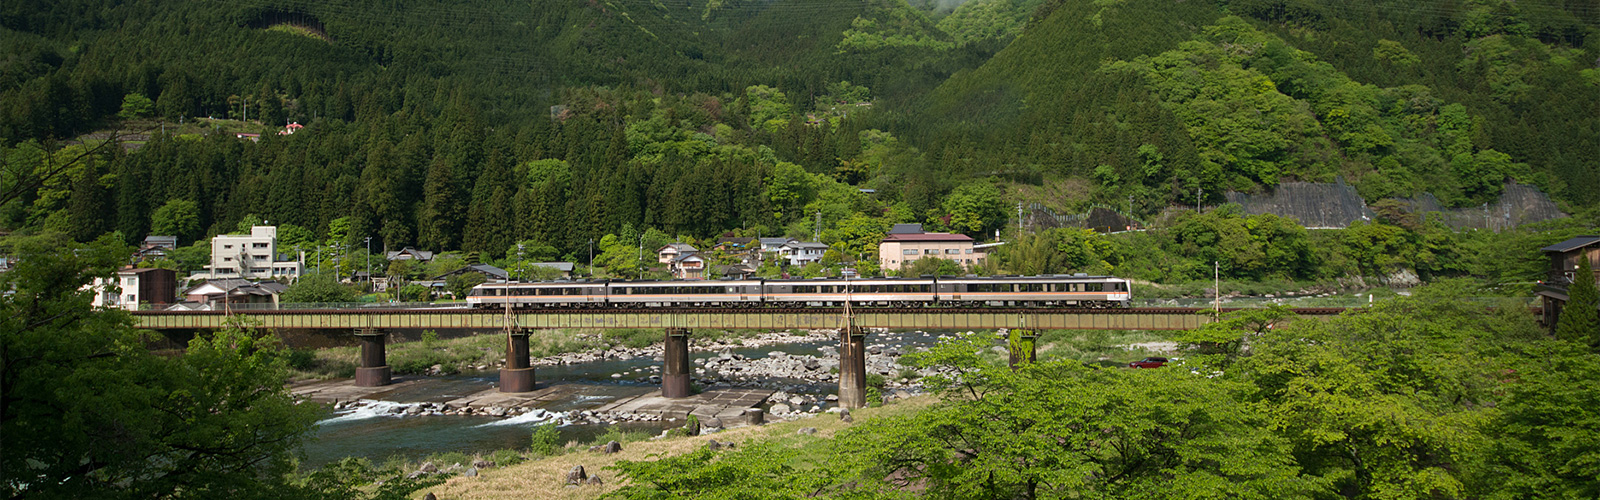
left=0, top=0, right=1595, bottom=268
left=923, top=0, right=1600, bottom=211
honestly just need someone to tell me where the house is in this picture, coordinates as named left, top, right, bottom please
left=204, top=226, right=302, bottom=280
left=385, top=247, right=435, bottom=262
left=670, top=253, right=707, bottom=280
left=88, top=268, right=177, bottom=311
left=181, top=279, right=288, bottom=310
left=657, top=243, right=698, bottom=264
left=434, top=263, right=511, bottom=282
left=758, top=237, right=797, bottom=253
left=715, top=264, right=757, bottom=280
left=528, top=262, right=575, bottom=279
left=1535, top=235, right=1600, bottom=332
left=780, top=241, right=830, bottom=267
left=877, top=223, right=998, bottom=272
left=278, top=122, right=304, bottom=135
left=135, top=235, right=178, bottom=261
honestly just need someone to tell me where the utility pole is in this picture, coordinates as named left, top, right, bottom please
left=1213, top=261, right=1220, bottom=319
left=814, top=211, right=822, bottom=241
left=1196, top=187, right=1203, bottom=212
left=1016, top=202, right=1024, bottom=238
left=364, top=237, right=372, bottom=288
left=587, top=239, right=594, bottom=277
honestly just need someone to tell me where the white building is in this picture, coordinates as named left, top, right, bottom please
left=87, top=268, right=177, bottom=311
left=205, top=226, right=302, bottom=280
left=780, top=241, right=829, bottom=267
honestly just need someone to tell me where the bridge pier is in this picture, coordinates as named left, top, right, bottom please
left=1007, top=329, right=1037, bottom=370
left=838, top=326, right=868, bottom=409
left=354, top=328, right=391, bottom=387
left=500, top=329, right=536, bottom=393
left=662, top=328, right=692, bottom=398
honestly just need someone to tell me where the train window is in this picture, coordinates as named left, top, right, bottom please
left=1085, top=283, right=1104, bottom=292
left=1019, top=283, right=1043, bottom=292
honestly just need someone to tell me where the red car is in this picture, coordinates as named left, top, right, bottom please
left=1127, top=357, right=1168, bottom=369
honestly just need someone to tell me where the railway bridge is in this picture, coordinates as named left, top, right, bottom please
left=132, top=306, right=1349, bottom=408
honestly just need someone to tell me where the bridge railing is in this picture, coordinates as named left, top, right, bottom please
left=138, top=301, right=470, bottom=311
left=1133, top=295, right=1537, bottom=309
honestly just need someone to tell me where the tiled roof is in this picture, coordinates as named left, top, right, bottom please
left=1542, top=236, right=1600, bottom=253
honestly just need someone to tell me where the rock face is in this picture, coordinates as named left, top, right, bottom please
left=566, top=465, right=588, bottom=485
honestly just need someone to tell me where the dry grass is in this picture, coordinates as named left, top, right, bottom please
left=417, top=396, right=937, bottom=500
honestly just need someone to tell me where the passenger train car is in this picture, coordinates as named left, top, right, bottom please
left=466, top=275, right=1130, bottom=309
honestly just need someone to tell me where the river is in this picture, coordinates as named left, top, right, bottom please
left=299, top=330, right=952, bottom=467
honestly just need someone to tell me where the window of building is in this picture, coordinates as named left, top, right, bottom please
left=252, top=268, right=268, bottom=273
left=125, top=294, right=136, bottom=302
left=924, top=249, right=937, bottom=254
left=252, top=243, right=268, bottom=248
left=965, top=248, right=974, bottom=254
left=222, top=257, right=233, bottom=262
left=944, top=249, right=961, bottom=254
left=902, top=249, right=918, bottom=255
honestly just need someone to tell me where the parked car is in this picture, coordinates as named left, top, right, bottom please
left=1128, top=356, right=1168, bottom=369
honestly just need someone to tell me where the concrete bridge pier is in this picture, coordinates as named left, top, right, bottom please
left=838, top=326, right=868, bottom=409
left=500, top=329, right=536, bottom=393
left=662, top=328, right=692, bottom=398
left=354, top=328, right=391, bottom=387
left=1008, top=329, right=1037, bottom=370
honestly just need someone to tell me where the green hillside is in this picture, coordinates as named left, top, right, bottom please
left=922, top=0, right=1600, bottom=210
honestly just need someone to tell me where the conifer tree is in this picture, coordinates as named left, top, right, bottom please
left=1557, top=256, right=1599, bottom=348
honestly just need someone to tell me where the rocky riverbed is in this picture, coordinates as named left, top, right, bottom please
left=332, top=329, right=966, bottom=425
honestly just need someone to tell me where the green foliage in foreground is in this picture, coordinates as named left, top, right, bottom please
left=605, top=281, right=1600, bottom=499
left=0, top=234, right=439, bottom=499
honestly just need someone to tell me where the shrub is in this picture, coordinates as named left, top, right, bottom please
left=488, top=449, right=525, bottom=466
left=530, top=424, right=562, bottom=457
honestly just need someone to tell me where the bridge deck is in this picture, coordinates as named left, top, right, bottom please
left=131, top=307, right=1348, bottom=331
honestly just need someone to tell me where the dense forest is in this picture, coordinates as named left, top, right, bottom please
left=1, top=0, right=1597, bottom=282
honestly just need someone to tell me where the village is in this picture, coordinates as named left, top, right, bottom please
left=87, top=222, right=1002, bottom=311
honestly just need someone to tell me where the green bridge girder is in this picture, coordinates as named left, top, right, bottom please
left=131, top=307, right=1348, bottom=331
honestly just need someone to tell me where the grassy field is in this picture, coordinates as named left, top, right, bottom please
left=411, top=396, right=937, bottom=500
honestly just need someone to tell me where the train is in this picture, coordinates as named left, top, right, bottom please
left=465, top=274, right=1131, bottom=309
